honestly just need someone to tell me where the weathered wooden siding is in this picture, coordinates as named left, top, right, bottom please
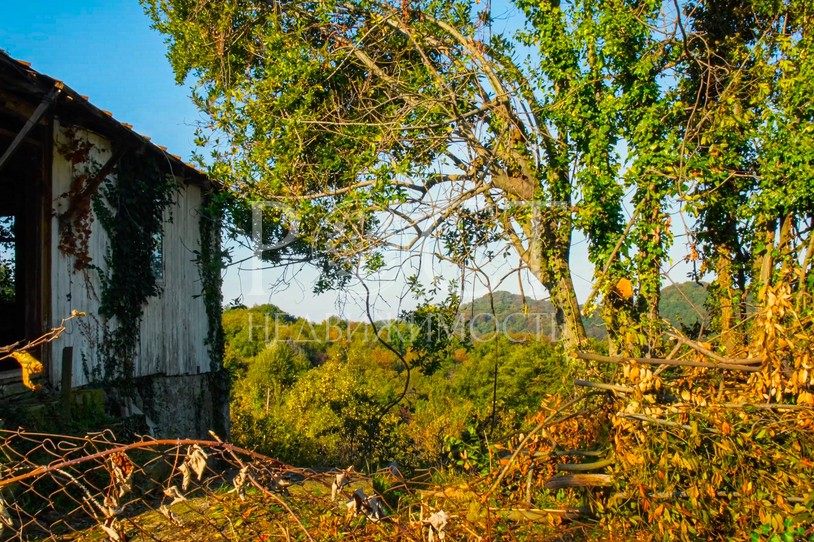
left=137, top=178, right=209, bottom=378
left=50, top=122, right=110, bottom=387
left=48, top=121, right=210, bottom=388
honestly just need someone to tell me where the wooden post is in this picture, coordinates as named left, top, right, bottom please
left=60, top=346, right=73, bottom=423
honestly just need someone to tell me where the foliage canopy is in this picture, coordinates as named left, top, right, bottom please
left=143, top=0, right=814, bottom=355
left=145, top=0, right=814, bottom=538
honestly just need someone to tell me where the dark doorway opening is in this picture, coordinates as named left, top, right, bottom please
left=0, top=128, right=45, bottom=375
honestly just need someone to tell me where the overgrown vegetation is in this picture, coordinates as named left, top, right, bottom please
left=93, top=152, right=178, bottom=384
left=224, top=290, right=814, bottom=540
left=224, top=301, right=577, bottom=469
left=142, top=0, right=814, bottom=538
left=197, top=192, right=227, bottom=373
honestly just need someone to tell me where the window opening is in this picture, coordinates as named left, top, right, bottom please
left=0, top=214, right=15, bottom=303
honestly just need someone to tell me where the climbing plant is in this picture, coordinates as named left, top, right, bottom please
left=55, top=128, right=102, bottom=270
left=196, top=191, right=228, bottom=372
left=93, top=151, right=178, bottom=384
left=195, top=189, right=231, bottom=436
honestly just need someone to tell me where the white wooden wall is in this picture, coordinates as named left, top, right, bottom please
left=49, top=121, right=211, bottom=388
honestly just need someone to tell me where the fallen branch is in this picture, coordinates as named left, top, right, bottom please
left=551, top=449, right=605, bottom=458
left=544, top=474, right=613, bottom=490
left=493, top=507, right=591, bottom=522
left=666, top=332, right=763, bottom=365
left=616, top=412, right=693, bottom=431
left=574, top=351, right=761, bottom=372
left=617, top=490, right=807, bottom=504
left=574, top=379, right=634, bottom=394
left=558, top=458, right=614, bottom=472
left=482, top=391, right=603, bottom=501
left=717, top=402, right=814, bottom=411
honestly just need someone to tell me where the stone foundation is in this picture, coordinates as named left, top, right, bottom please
left=0, top=370, right=230, bottom=439
left=129, top=370, right=230, bottom=439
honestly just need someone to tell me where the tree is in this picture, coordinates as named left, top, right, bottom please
left=245, top=341, right=311, bottom=408
left=144, top=0, right=813, bottom=362
left=142, top=0, right=682, bottom=352
left=675, top=0, right=814, bottom=351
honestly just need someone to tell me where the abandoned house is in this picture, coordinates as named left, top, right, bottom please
left=0, top=51, right=227, bottom=438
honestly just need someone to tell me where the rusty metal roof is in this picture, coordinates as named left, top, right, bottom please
left=0, top=50, right=211, bottom=188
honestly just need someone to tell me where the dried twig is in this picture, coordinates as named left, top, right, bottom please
left=0, top=311, right=85, bottom=358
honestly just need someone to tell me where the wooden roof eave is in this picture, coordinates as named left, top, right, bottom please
left=0, top=52, right=217, bottom=191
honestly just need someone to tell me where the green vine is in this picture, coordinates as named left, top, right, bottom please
left=93, top=151, right=178, bottom=385
left=196, top=190, right=230, bottom=437
left=196, top=191, right=227, bottom=371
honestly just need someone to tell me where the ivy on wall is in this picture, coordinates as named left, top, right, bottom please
left=56, top=128, right=100, bottom=270
left=196, top=190, right=230, bottom=437
left=57, top=130, right=226, bottom=393
left=93, top=151, right=178, bottom=384
left=196, top=191, right=227, bottom=372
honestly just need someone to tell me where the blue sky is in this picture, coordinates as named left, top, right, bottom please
left=0, top=1, right=199, bottom=157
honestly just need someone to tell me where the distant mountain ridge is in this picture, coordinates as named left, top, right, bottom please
left=459, top=282, right=709, bottom=340
left=225, top=282, right=709, bottom=342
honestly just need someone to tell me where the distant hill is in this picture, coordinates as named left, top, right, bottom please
left=459, top=282, right=709, bottom=341
left=458, top=290, right=607, bottom=341
left=658, top=281, right=709, bottom=331
left=224, top=283, right=710, bottom=343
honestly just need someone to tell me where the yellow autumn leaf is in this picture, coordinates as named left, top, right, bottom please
left=10, top=350, right=44, bottom=391
left=653, top=503, right=664, bottom=517
left=614, top=277, right=634, bottom=300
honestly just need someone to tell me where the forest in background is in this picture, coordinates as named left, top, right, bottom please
left=226, top=283, right=707, bottom=469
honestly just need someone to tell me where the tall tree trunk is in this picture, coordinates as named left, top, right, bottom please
left=548, top=260, right=588, bottom=351
left=513, top=206, right=588, bottom=352
left=622, top=184, right=668, bottom=357
left=601, top=287, right=633, bottom=357
left=494, top=121, right=588, bottom=351
left=636, top=203, right=666, bottom=355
